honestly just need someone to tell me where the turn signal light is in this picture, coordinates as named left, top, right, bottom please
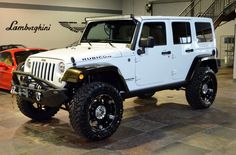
left=79, top=74, right=84, bottom=80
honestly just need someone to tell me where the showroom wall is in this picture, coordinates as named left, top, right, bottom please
left=234, top=20, right=236, bottom=81
left=122, top=0, right=150, bottom=16
left=0, top=0, right=122, bottom=49
left=215, top=20, right=235, bottom=66
left=152, top=1, right=190, bottom=16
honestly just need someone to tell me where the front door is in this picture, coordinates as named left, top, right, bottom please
left=0, top=52, right=15, bottom=90
left=135, top=20, right=172, bottom=86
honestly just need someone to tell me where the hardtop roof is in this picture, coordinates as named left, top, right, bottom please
left=85, top=15, right=212, bottom=22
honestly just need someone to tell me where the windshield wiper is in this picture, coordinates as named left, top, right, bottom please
left=104, top=39, right=115, bottom=48
left=87, top=40, right=92, bottom=46
left=108, top=42, right=115, bottom=48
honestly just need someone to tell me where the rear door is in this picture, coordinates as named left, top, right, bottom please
left=169, top=20, right=195, bottom=81
left=194, top=20, right=216, bottom=55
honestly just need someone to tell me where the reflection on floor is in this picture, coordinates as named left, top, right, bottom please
left=0, top=68, right=236, bottom=155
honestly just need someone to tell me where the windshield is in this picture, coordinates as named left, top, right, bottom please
left=81, top=20, right=136, bottom=44
left=14, top=50, right=46, bottom=65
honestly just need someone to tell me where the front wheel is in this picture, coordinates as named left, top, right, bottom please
left=69, top=82, right=123, bottom=140
left=185, top=67, right=217, bottom=109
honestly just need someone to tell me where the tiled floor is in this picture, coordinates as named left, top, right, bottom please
left=0, top=68, right=236, bottom=155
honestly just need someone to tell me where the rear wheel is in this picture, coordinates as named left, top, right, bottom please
left=186, top=67, right=217, bottom=109
left=69, top=82, right=123, bottom=140
left=16, top=96, right=59, bottom=121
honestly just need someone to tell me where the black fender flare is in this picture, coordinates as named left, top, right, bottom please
left=186, top=54, right=218, bottom=81
left=62, top=63, right=129, bottom=92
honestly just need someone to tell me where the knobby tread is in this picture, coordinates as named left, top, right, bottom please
left=69, top=82, right=123, bottom=140
left=16, top=96, right=59, bottom=121
left=185, top=67, right=217, bottom=109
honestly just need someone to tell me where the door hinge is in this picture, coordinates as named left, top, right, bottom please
left=171, top=70, right=177, bottom=76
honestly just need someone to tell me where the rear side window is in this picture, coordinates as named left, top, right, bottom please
left=172, top=22, right=191, bottom=44
left=195, top=22, right=213, bottom=42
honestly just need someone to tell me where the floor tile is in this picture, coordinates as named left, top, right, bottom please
left=152, top=142, right=209, bottom=155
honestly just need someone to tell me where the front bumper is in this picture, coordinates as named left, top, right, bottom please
left=12, top=71, right=68, bottom=108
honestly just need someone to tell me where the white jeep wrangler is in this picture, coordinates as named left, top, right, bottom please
left=12, top=15, right=218, bottom=140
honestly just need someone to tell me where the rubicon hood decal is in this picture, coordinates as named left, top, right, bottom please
left=82, top=55, right=112, bottom=61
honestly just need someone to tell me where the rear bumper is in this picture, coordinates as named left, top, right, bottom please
left=12, top=71, right=68, bottom=107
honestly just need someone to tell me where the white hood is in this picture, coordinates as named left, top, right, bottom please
left=29, top=43, right=126, bottom=64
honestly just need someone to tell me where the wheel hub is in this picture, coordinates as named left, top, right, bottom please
left=202, top=84, right=208, bottom=94
left=95, top=105, right=106, bottom=119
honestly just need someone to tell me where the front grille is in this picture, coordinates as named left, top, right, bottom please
left=31, top=61, right=56, bottom=81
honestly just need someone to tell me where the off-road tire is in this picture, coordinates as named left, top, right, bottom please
left=16, top=96, right=59, bottom=121
left=69, top=82, right=123, bottom=141
left=186, top=67, right=217, bottom=109
left=138, top=92, right=155, bottom=99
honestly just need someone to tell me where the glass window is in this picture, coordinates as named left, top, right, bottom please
left=172, top=22, right=192, bottom=44
left=0, top=52, right=13, bottom=66
left=195, top=22, right=213, bottom=42
left=140, top=22, right=166, bottom=46
left=81, top=20, right=136, bottom=43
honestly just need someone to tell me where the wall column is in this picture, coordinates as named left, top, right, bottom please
left=233, top=19, right=236, bottom=82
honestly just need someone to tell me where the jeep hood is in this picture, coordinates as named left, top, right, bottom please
left=29, top=44, right=125, bottom=63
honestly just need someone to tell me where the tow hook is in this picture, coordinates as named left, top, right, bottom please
left=10, top=86, right=17, bottom=95
left=35, top=92, right=42, bottom=101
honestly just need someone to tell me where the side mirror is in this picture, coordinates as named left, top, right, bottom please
left=0, top=62, right=8, bottom=69
left=139, top=36, right=155, bottom=48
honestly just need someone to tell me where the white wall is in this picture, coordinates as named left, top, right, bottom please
left=1, top=0, right=122, bottom=11
left=152, top=2, right=190, bottom=16
left=0, top=0, right=122, bottom=49
left=215, top=20, right=235, bottom=62
left=122, top=0, right=151, bottom=16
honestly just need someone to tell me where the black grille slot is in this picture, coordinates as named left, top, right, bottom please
left=30, top=61, right=56, bottom=81
left=48, top=63, right=51, bottom=81
left=51, top=64, right=55, bottom=81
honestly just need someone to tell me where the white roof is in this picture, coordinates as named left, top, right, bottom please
left=86, top=15, right=212, bottom=23
left=138, top=16, right=211, bottom=21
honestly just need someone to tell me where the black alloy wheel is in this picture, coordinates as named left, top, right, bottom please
left=200, top=74, right=216, bottom=105
left=186, top=67, right=217, bottom=109
left=89, top=94, right=117, bottom=132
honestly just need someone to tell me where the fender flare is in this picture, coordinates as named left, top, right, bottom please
left=62, top=63, right=129, bottom=92
left=186, top=54, right=218, bottom=81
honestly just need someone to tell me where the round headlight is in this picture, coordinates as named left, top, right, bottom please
left=26, top=59, right=31, bottom=68
left=59, top=62, right=65, bottom=73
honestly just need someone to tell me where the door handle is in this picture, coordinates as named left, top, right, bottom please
left=161, top=51, right=171, bottom=55
left=186, top=49, right=194, bottom=53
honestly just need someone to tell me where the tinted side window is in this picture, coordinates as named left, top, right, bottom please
left=172, top=22, right=191, bottom=44
left=140, top=22, right=166, bottom=46
left=195, top=22, right=213, bottom=42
